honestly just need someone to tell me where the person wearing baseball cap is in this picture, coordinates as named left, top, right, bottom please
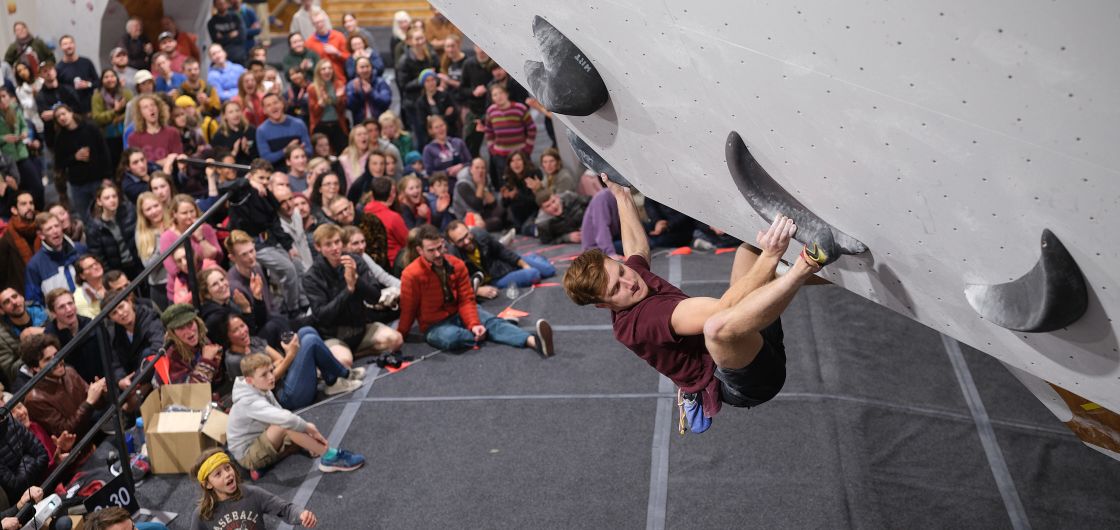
left=109, top=46, right=138, bottom=92
left=158, top=31, right=188, bottom=73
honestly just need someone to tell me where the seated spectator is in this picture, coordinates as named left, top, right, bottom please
left=290, top=192, right=319, bottom=254
left=580, top=186, right=623, bottom=257
left=692, top=224, right=744, bottom=250
left=25, top=212, right=87, bottom=306
left=535, top=190, right=588, bottom=245
left=402, top=150, right=426, bottom=180
left=273, top=185, right=312, bottom=273
left=425, top=173, right=454, bottom=231
left=379, top=111, right=414, bottom=159
left=210, top=100, right=259, bottom=165
left=1, top=392, right=71, bottom=481
left=284, top=66, right=311, bottom=125
left=340, top=225, right=399, bottom=318
left=397, top=175, right=445, bottom=229
left=539, top=148, right=576, bottom=196
left=498, top=151, right=541, bottom=235
left=225, top=353, right=365, bottom=476
left=207, top=44, right=247, bottom=103
left=303, top=224, right=403, bottom=357
left=168, top=245, right=218, bottom=306
left=257, top=92, right=311, bottom=168
left=151, top=52, right=186, bottom=96
left=644, top=197, right=695, bottom=249
left=161, top=16, right=202, bottom=62
left=179, top=58, right=222, bottom=118
left=159, top=194, right=224, bottom=286
left=134, top=191, right=173, bottom=309
left=52, top=104, right=111, bottom=222
left=47, top=203, right=86, bottom=246
left=284, top=144, right=310, bottom=192
left=85, top=184, right=141, bottom=278
left=127, top=94, right=184, bottom=169
left=160, top=304, right=223, bottom=386
left=415, top=72, right=458, bottom=148
left=118, top=147, right=159, bottom=204
left=338, top=126, right=371, bottom=188
left=452, top=158, right=504, bottom=232
left=398, top=224, right=554, bottom=356
left=232, top=71, right=265, bottom=127
left=44, top=287, right=113, bottom=384
left=105, top=288, right=164, bottom=393
left=0, top=192, right=39, bottom=295
left=346, top=149, right=386, bottom=205
left=421, top=115, right=470, bottom=180
left=19, top=333, right=107, bottom=438
left=208, top=0, right=249, bottom=66
left=307, top=59, right=348, bottom=154
left=308, top=170, right=342, bottom=223
left=446, top=220, right=556, bottom=295
left=171, top=97, right=210, bottom=156
left=0, top=394, right=49, bottom=510
left=578, top=166, right=604, bottom=197
left=310, top=133, right=342, bottom=177
left=81, top=505, right=169, bottom=530
left=0, top=288, right=47, bottom=376
left=71, top=254, right=107, bottom=319
left=320, top=196, right=355, bottom=229
left=121, top=70, right=155, bottom=135
left=363, top=176, right=408, bottom=264
left=90, top=69, right=133, bottom=169
left=282, top=32, right=320, bottom=85
left=345, top=57, right=392, bottom=127
left=359, top=118, right=403, bottom=178
left=344, top=32, right=382, bottom=81
left=158, top=30, right=189, bottom=74
left=214, top=314, right=362, bottom=410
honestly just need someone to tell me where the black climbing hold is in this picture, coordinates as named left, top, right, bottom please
left=524, top=16, right=609, bottom=116
left=725, top=131, right=867, bottom=265
left=965, top=229, right=1088, bottom=333
left=567, top=130, right=631, bottom=188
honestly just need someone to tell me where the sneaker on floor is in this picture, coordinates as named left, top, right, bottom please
left=324, top=377, right=363, bottom=396
left=532, top=319, right=555, bottom=358
left=319, top=448, right=365, bottom=473
left=498, top=228, right=516, bottom=246
left=347, top=366, right=367, bottom=380
left=692, top=238, right=715, bottom=251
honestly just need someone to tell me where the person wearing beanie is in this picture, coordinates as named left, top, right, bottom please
left=161, top=303, right=225, bottom=386
left=414, top=68, right=457, bottom=147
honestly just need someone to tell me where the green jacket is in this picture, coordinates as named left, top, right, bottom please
left=0, top=104, right=29, bottom=161
left=4, top=37, right=53, bottom=68
left=0, top=326, right=22, bottom=388
left=90, top=87, right=134, bottom=138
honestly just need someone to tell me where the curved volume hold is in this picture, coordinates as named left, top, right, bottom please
left=725, top=131, right=867, bottom=264
left=965, top=229, right=1088, bottom=332
left=567, top=130, right=631, bottom=188
left=524, top=16, right=609, bottom=116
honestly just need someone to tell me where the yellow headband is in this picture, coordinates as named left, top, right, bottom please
left=197, top=452, right=231, bottom=485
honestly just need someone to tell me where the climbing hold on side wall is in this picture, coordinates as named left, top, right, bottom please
left=724, top=131, right=867, bottom=265
left=567, top=130, right=631, bottom=188
left=965, top=229, right=1088, bottom=333
left=524, top=15, right=609, bottom=116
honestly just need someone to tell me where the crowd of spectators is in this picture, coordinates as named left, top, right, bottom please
left=0, top=1, right=739, bottom=526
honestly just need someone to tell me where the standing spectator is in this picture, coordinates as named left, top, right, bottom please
left=362, top=176, right=407, bottom=263
left=179, top=58, right=222, bottom=118
left=396, top=29, right=437, bottom=141
left=421, top=115, right=470, bottom=179
left=207, top=44, right=247, bottom=102
left=105, top=288, right=164, bottom=385
left=483, top=83, right=535, bottom=190
left=535, top=191, right=588, bottom=245
left=232, top=0, right=261, bottom=55
left=232, top=72, right=265, bottom=127
left=414, top=70, right=457, bottom=147
left=157, top=31, right=189, bottom=74
left=451, top=158, right=502, bottom=232
left=307, top=59, right=347, bottom=154
left=343, top=33, right=383, bottom=81
left=4, top=22, right=52, bottom=71
left=90, top=70, right=133, bottom=171
left=345, top=57, right=391, bottom=127
left=135, top=191, right=172, bottom=309
left=0, top=193, right=39, bottom=295
left=209, top=100, right=258, bottom=165
left=53, top=35, right=99, bottom=114
left=397, top=224, right=554, bottom=355
left=208, top=0, right=249, bottom=67
left=107, top=47, right=138, bottom=93
left=160, top=16, right=202, bottom=62
left=290, top=0, right=329, bottom=39
left=459, top=46, right=492, bottom=156
left=18, top=333, right=107, bottom=438
left=439, top=34, right=468, bottom=113
left=119, top=17, right=154, bottom=71
left=151, top=52, right=186, bottom=96
left=0, top=90, right=43, bottom=208
left=0, top=287, right=34, bottom=385
left=13, top=62, right=44, bottom=141
left=256, top=92, right=310, bottom=167
left=33, top=61, right=80, bottom=150
left=303, top=223, right=402, bottom=356
left=85, top=184, right=140, bottom=277
left=389, top=11, right=412, bottom=67
left=47, top=203, right=86, bottom=247
left=303, top=10, right=349, bottom=85
left=446, top=220, right=556, bottom=292
left=117, top=147, right=156, bottom=203
left=0, top=395, right=56, bottom=494
left=281, top=32, right=320, bottom=85
left=44, top=288, right=113, bottom=384
left=127, top=94, right=183, bottom=169
left=284, top=66, right=311, bottom=124
left=341, top=13, right=376, bottom=58
left=52, top=104, right=110, bottom=221
left=425, top=6, right=462, bottom=56
left=159, top=195, right=224, bottom=296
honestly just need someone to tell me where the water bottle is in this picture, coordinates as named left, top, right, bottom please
left=134, top=417, right=146, bottom=451
left=505, top=283, right=520, bottom=300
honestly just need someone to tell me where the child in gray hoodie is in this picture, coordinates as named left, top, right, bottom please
left=225, top=353, right=366, bottom=473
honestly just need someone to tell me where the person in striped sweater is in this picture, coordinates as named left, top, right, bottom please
left=482, top=83, right=535, bottom=190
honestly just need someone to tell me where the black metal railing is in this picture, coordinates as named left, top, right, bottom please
left=0, top=157, right=249, bottom=524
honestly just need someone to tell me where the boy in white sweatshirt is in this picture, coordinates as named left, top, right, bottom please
left=226, top=353, right=365, bottom=473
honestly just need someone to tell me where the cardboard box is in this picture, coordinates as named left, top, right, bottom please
left=139, top=383, right=228, bottom=475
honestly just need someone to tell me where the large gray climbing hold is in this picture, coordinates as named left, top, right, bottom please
left=567, top=130, right=631, bottom=188
left=524, top=16, right=609, bottom=116
left=725, top=131, right=867, bottom=265
left=965, top=229, right=1088, bottom=332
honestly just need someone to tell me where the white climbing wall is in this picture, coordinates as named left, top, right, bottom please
left=434, top=1, right=1120, bottom=418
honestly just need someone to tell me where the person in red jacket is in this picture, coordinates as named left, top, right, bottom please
left=362, top=176, right=408, bottom=263
left=303, top=10, right=349, bottom=84
left=396, top=224, right=554, bottom=356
